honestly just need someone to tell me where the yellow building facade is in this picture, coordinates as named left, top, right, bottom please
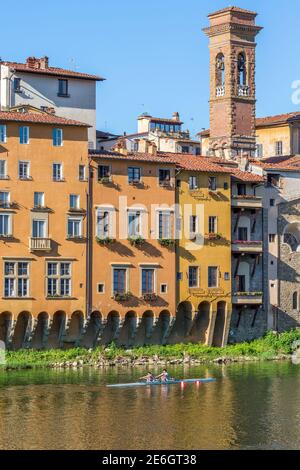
left=172, top=156, right=232, bottom=346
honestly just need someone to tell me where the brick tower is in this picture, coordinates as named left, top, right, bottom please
left=203, top=7, right=262, bottom=159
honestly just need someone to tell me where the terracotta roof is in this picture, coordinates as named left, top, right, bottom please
left=89, top=150, right=177, bottom=165
left=208, top=6, right=257, bottom=17
left=230, top=168, right=265, bottom=182
left=0, top=111, right=89, bottom=127
left=171, top=154, right=232, bottom=173
left=250, top=156, right=300, bottom=172
left=0, top=60, right=104, bottom=81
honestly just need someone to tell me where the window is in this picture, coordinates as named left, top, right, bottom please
left=269, top=234, right=276, bottom=243
left=159, top=169, right=171, bottom=185
left=96, top=209, right=111, bottom=238
left=32, top=219, right=46, bottom=238
left=14, top=78, right=21, bottom=92
left=97, top=283, right=105, bottom=294
left=237, top=52, right=247, bottom=86
left=79, top=165, right=86, bottom=181
left=4, top=261, right=29, bottom=298
left=128, top=167, right=141, bottom=183
left=256, top=143, right=263, bottom=158
left=128, top=211, right=141, bottom=237
left=53, top=128, right=63, bottom=146
left=113, top=268, right=127, bottom=294
left=275, top=141, right=283, bottom=156
left=58, top=79, right=69, bottom=97
left=293, top=292, right=298, bottom=310
left=188, top=266, right=199, bottom=288
left=208, top=266, right=218, bottom=288
left=196, top=147, right=201, bottom=156
left=34, top=192, right=45, bottom=208
left=53, top=163, right=63, bottom=181
left=70, top=194, right=80, bottom=209
left=47, top=261, right=71, bottom=297
left=160, top=283, right=168, bottom=294
left=208, top=176, right=217, bottom=191
left=237, top=183, right=246, bottom=196
left=237, top=275, right=246, bottom=292
left=67, top=217, right=82, bottom=238
left=158, top=211, right=171, bottom=239
left=224, top=272, right=230, bottom=281
left=190, top=215, right=198, bottom=235
left=208, top=216, right=217, bottom=234
left=181, top=146, right=190, bottom=153
left=0, top=191, right=10, bottom=208
left=189, top=176, right=198, bottom=190
left=97, top=165, right=111, bottom=182
left=0, top=160, right=7, bottom=179
left=0, top=213, right=12, bottom=236
left=19, top=161, right=30, bottom=179
left=19, top=126, right=29, bottom=144
left=0, top=125, right=6, bottom=143
left=270, top=199, right=275, bottom=207
left=141, top=268, right=155, bottom=294
left=238, top=227, right=248, bottom=241
left=216, top=53, right=225, bottom=87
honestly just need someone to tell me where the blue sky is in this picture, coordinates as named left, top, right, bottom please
left=0, top=0, right=299, bottom=136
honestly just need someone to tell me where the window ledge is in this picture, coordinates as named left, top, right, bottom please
left=2, top=297, right=34, bottom=300
left=52, top=178, right=66, bottom=182
left=0, top=176, right=10, bottom=180
left=46, top=296, right=76, bottom=300
left=19, top=176, right=32, bottom=181
left=57, top=93, right=70, bottom=98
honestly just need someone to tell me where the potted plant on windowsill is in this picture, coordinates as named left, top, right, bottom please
left=113, top=291, right=132, bottom=302
left=128, top=235, right=145, bottom=246
left=158, top=238, right=175, bottom=247
left=205, top=233, right=223, bottom=240
left=95, top=236, right=115, bottom=245
left=98, top=176, right=111, bottom=184
left=142, top=293, right=158, bottom=301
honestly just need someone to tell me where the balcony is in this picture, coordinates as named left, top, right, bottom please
left=216, top=85, right=225, bottom=97
left=238, top=85, right=250, bottom=97
left=232, top=240, right=263, bottom=253
left=231, top=195, right=262, bottom=209
left=30, top=237, right=51, bottom=251
left=232, top=292, right=263, bottom=305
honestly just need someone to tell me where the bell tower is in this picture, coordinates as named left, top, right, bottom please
left=203, top=7, right=262, bottom=159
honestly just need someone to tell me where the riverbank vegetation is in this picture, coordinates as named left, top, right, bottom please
left=1, top=330, right=300, bottom=370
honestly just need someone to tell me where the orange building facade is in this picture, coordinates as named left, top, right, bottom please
left=0, top=107, right=89, bottom=349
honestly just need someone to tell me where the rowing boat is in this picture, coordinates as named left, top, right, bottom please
left=107, top=378, right=216, bottom=388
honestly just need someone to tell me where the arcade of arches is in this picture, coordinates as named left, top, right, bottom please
left=0, top=301, right=230, bottom=350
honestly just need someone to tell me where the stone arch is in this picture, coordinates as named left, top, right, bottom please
left=152, top=310, right=171, bottom=345
left=190, top=301, right=211, bottom=344
left=118, top=311, right=137, bottom=348
left=46, top=311, right=66, bottom=349
left=212, top=301, right=227, bottom=347
left=64, top=311, right=84, bottom=347
left=31, top=312, right=49, bottom=350
left=283, top=222, right=300, bottom=252
left=101, top=311, right=120, bottom=345
left=237, top=51, right=247, bottom=86
left=0, top=312, right=12, bottom=347
left=11, top=311, right=32, bottom=350
left=81, top=311, right=102, bottom=348
left=135, top=310, right=154, bottom=346
left=169, top=301, right=193, bottom=344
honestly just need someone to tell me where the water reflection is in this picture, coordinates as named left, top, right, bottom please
left=0, top=362, right=299, bottom=449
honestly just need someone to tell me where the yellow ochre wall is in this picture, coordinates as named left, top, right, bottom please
left=0, top=121, right=89, bottom=320
left=176, top=170, right=232, bottom=345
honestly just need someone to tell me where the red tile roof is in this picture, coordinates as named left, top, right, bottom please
left=0, top=111, right=89, bottom=127
left=208, top=6, right=257, bottom=16
left=90, top=150, right=177, bottom=165
left=250, top=156, right=300, bottom=172
left=231, top=168, right=265, bottom=182
left=172, top=154, right=232, bottom=173
left=0, top=60, right=104, bottom=81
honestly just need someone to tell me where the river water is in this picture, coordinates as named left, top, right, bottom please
left=0, top=361, right=299, bottom=450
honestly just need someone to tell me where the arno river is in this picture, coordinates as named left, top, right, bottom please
left=0, top=361, right=299, bottom=450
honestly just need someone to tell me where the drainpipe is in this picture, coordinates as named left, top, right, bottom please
left=86, top=159, right=93, bottom=319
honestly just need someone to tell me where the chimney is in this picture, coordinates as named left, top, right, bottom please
left=26, top=56, right=49, bottom=69
left=148, top=141, right=157, bottom=156
left=172, top=112, right=180, bottom=122
left=113, top=137, right=128, bottom=156
left=40, top=56, right=49, bottom=69
left=26, top=57, right=38, bottom=68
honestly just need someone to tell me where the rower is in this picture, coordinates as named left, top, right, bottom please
left=139, top=372, right=155, bottom=383
left=155, top=369, right=169, bottom=382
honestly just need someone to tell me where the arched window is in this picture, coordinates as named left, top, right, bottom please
left=238, top=52, right=247, bottom=86
left=216, top=53, right=225, bottom=87
left=293, top=292, right=298, bottom=310
left=283, top=223, right=300, bottom=252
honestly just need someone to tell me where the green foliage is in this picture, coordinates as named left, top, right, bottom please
left=2, top=330, right=300, bottom=370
